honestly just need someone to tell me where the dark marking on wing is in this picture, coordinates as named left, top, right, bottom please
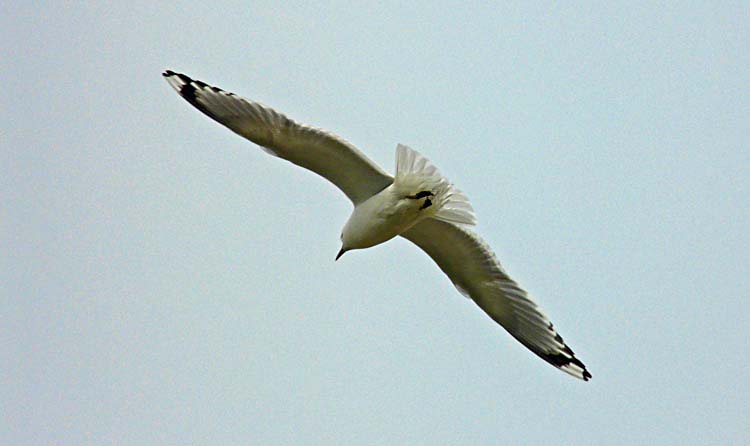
left=534, top=322, right=592, bottom=381
left=163, top=71, right=222, bottom=122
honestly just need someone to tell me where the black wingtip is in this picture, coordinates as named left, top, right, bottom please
left=162, top=70, right=208, bottom=116
left=541, top=322, right=592, bottom=381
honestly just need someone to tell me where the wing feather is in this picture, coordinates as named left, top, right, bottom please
left=401, top=219, right=591, bottom=381
left=163, top=70, right=393, bottom=204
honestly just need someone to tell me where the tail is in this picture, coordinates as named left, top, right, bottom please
left=395, top=144, right=476, bottom=226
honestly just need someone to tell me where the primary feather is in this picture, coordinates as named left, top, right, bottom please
left=401, top=219, right=591, bottom=380
left=163, top=70, right=392, bottom=204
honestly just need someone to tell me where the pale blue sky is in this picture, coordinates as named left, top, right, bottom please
left=4, top=2, right=749, bottom=444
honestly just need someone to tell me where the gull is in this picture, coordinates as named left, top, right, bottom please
left=163, top=70, right=592, bottom=381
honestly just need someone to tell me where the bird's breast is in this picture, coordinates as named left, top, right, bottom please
left=342, top=185, right=423, bottom=250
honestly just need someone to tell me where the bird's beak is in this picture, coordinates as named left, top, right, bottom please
left=335, top=247, right=347, bottom=261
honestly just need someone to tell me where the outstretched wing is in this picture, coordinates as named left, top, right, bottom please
left=163, top=70, right=393, bottom=204
left=401, top=218, right=591, bottom=381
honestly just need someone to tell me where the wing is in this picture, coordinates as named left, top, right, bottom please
left=163, top=70, right=393, bottom=204
left=401, top=219, right=591, bottom=381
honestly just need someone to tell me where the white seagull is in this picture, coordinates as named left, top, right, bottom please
left=163, top=70, right=591, bottom=381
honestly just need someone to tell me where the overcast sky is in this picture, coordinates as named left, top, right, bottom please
left=4, top=2, right=749, bottom=445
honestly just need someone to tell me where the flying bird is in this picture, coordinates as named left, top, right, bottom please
left=163, top=70, right=591, bottom=381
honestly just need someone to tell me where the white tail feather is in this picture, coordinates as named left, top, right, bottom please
left=394, top=144, right=476, bottom=226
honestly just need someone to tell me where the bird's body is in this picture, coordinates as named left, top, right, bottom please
left=163, top=70, right=591, bottom=381
left=341, top=144, right=475, bottom=255
left=341, top=184, right=421, bottom=251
